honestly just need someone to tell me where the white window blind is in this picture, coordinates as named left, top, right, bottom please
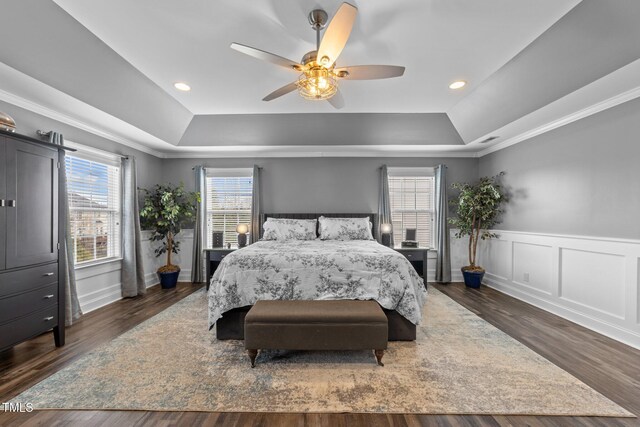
left=206, top=173, right=253, bottom=247
left=65, top=153, right=122, bottom=265
left=389, top=176, right=435, bottom=248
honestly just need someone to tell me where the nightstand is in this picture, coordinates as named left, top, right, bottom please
left=204, top=248, right=236, bottom=290
left=393, top=247, right=429, bottom=279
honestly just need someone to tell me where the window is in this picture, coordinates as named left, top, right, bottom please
left=65, top=148, right=122, bottom=265
left=388, top=169, right=435, bottom=248
left=206, top=170, right=253, bottom=247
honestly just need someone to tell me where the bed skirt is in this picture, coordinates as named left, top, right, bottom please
left=216, top=305, right=417, bottom=341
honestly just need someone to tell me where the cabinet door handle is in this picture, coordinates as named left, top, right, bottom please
left=7, top=200, right=16, bottom=208
left=43, top=316, right=54, bottom=322
left=43, top=272, right=55, bottom=276
left=43, top=294, right=55, bottom=299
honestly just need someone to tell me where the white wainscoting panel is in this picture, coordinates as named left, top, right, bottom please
left=559, top=249, right=626, bottom=319
left=513, top=242, right=553, bottom=295
left=75, top=259, right=123, bottom=313
left=472, top=230, right=640, bottom=349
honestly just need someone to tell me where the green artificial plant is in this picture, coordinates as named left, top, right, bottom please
left=139, top=183, right=200, bottom=273
left=449, top=173, right=507, bottom=272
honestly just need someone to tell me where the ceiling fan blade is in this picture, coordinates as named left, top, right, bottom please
left=263, top=82, right=299, bottom=101
left=335, top=65, right=405, bottom=80
left=327, top=89, right=345, bottom=109
left=230, top=43, right=302, bottom=71
left=317, top=3, right=358, bottom=68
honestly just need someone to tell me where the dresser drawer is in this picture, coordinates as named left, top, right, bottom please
left=208, top=251, right=231, bottom=262
left=0, top=306, right=58, bottom=351
left=0, top=283, right=57, bottom=324
left=0, top=263, right=58, bottom=297
left=395, top=250, right=424, bottom=260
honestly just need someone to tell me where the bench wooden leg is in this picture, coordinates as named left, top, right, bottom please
left=248, top=349, right=258, bottom=368
left=374, top=349, right=385, bottom=366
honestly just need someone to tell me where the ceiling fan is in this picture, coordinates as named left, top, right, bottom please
left=230, top=2, right=405, bottom=109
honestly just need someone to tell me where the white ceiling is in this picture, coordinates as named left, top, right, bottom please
left=53, top=0, right=579, bottom=115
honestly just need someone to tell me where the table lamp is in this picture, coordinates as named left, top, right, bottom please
left=236, top=223, right=249, bottom=248
left=380, top=223, right=392, bottom=247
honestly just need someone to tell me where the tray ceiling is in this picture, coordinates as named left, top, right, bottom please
left=3, top=1, right=640, bottom=158
left=53, top=0, right=579, bottom=115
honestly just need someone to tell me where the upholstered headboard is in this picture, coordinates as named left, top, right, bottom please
left=260, top=213, right=378, bottom=240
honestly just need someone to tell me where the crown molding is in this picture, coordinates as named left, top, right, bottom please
left=3, top=75, right=638, bottom=160
left=0, top=87, right=164, bottom=158
left=160, top=145, right=479, bottom=159
left=477, top=84, right=640, bottom=157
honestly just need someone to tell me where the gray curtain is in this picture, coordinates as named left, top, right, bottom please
left=191, top=166, right=206, bottom=283
left=250, top=165, right=261, bottom=244
left=121, top=157, right=146, bottom=297
left=377, top=165, right=393, bottom=243
left=434, top=164, right=451, bottom=283
left=48, top=132, right=82, bottom=325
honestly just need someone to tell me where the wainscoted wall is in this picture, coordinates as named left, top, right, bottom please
left=74, top=230, right=194, bottom=313
left=475, top=230, right=640, bottom=349
left=473, top=98, right=640, bottom=349
left=75, top=260, right=123, bottom=313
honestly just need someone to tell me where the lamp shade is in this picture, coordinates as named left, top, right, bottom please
left=380, top=223, right=392, bottom=234
left=236, top=223, right=249, bottom=234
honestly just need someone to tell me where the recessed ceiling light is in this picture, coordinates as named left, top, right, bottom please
left=174, top=82, right=191, bottom=91
left=449, top=80, right=466, bottom=90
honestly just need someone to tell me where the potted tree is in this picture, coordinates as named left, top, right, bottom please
left=140, top=183, right=200, bottom=289
left=449, top=173, right=507, bottom=288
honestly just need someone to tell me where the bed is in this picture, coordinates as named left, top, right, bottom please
left=208, top=213, right=427, bottom=341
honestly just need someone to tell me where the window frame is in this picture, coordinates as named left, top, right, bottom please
left=205, top=168, right=254, bottom=248
left=387, top=167, right=436, bottom=249
left=64, top=142, right=123, bottom=267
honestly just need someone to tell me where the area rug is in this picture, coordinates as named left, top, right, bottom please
left=11, top=288, right=633, bottom=416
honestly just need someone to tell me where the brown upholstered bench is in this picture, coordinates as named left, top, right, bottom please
left=244, top=300, right=388, bottom=367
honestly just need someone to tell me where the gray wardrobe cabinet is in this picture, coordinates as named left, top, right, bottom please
left=0, top=131, right=67, bottom=352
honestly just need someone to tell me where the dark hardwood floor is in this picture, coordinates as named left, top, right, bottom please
left=1, top=282, right=639, bottom=426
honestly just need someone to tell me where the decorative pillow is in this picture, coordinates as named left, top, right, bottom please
left=262, top=218, right=317, bottom=241
left=318, top=216, right=374, bottom=241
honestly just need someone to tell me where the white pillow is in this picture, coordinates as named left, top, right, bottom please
left=262, top=218, right=317, bottom=240
left=318, top=216, right=374, bottom=240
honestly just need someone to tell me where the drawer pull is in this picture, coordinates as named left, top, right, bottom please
left=43, top=316, right=54, bottom=322
left=43, top=272, right=55, bottom=276
left=43, top=294, right=55, bottom=299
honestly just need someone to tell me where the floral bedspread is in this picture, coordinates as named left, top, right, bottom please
left=208, top=240, right=428, bottom=328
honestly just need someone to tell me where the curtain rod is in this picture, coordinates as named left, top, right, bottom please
left=191, top=166, right=262, bottom=170
left=37, top=130, right=129, bottom=159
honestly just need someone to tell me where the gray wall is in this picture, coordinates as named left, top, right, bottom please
left=0, top=99, right=163, bottom=190
left=162, top=157, right=478, bottom=214
left=479, top=97, right=640, bottom=239
left=179, top=113, right=463, bottom=147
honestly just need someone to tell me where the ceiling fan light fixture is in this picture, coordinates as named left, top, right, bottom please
left=297, top=68, right=338, bottom=100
